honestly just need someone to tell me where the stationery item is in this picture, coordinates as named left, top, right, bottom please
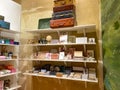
left=68, top=72, right=74, bottom=78
left=0, top=56, right=6, bottom=59
left=51, top=53, right=59, bottom=59
left=52, top=10, right=75, bottom=20
left=76, top=37, right=87, bottom=44
left=10, top=39, right=14, bottom=44
left=51, top=39, right=59, bottom=44
left=88, top=38, right=95, bottom=43
left=0, top=20, right=10, bottom=29
left=45, top=53, right=51, bottom=59
left=73, top=72, right=82, bottom=79
left=56, top=72, right=63, bottom=77
left=14, top=41, right=19, bottom=45
left=59, top=52, right=65, bottom=59
left=4, top=39, right=10, bottom=44
left=53, top=4, right=75, bottom=12
left=0, top=39, right=4, bottom=44
left=72, top=67, right=85, bottom=72
left=87, top=50, right=94, bottom=58
left=38, top=18, right=51, bottom=29
left=68, top=48, right=75, bottom=59
left=88, top=68, right=96, bottom=80
left=50, top=17, right=75, bottom=28
left=68, top=36, right=76, bottom=43
left=37, top=52, right=47, bottom=59
left=64, top=67, right=72, bottom=74
left=82, top=74, right=88, bottom=79
left=41, top=69, right=47, bottom=73
left=74, top=51, right=83, bottom=57
left=59, top=34, right=68, bottom=44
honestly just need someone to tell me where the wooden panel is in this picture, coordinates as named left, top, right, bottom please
left=32, top=76, right=99, bottom=90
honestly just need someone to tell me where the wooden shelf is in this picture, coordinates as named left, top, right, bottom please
left=8, top=85, right=21, bottom=90
left=21, top=58, right=97, bottom=63
left=0, top=72, right=21, bottom=78
left=0, top=28, right=20, bottom=34
left=26, top=24, right=96, bottom=33
left=0, top=59, right=17, bottom=61
left=0, top=44, right=19, bottom=46
left=24, top=43, right=96, bottom=46
left=23, top=73, right=98, bottom=83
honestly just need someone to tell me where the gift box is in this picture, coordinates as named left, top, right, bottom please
left=0, top=20, right=10, bottom=29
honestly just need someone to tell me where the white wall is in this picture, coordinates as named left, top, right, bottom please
left=0, top=0, right=21, bottom=31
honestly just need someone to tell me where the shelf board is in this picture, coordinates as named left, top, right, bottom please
left=26, top=24, right=96, bottom=33
left=0, top=44, right=19, bottom=46
left=21, top=58, right=97, bottom=63
left=0, top=28, right=20, bottom=34
left=24, top=43, right=96, bottom=46
left=0, top=71, right=21, bottom=78
left=0, top=59, right=17, bottom=61
left=23, top=73, right=98, bottom=83
left=8, top=85, right=21, bottom=90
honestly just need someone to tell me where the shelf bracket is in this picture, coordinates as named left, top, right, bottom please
left=85, top=81, right=87, bottom=88
left=58, top=78, right=62, bottom=85
left=57, top=30, right=60, bottom=37
left=84, top=61, right=87, bottom=68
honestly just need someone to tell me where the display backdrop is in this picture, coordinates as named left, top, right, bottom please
left=101, top=0, right=120, bottom=90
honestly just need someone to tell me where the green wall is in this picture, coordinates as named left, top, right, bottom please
left=101, top=0, right=120, bottom=90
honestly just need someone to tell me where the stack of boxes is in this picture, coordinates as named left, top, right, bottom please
left=0, top=15, right=10, bottom=29
left=50, top=0, right=76, bottom=28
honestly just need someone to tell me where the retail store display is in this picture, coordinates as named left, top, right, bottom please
left=22, top=0, right=101, bottom=89
left=0, top=27, right=21, bottom=90
left=23, top=24, right=98, bottom=87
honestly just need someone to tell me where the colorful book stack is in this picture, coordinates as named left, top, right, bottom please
left=50, top=0, right=76, bottom=28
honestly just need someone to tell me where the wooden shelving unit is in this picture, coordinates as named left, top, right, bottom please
left=21, top=58, right=97, bottom=63
left=8, top=85, right=21, bottom=90
left=24, top=43, right=96, bottom=46
left=0, top=28, right=21, bottom=90
left=0, top=28, right=20, bottom=34
left=23, top=72, right=98, bottom=83
left=0, top=72, right=21, bottom=78
left=26, top=24, right=96, bottom=33
left=0, top=59, right=17, bottom=61
left=22, top=24, right=99, bottom=88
